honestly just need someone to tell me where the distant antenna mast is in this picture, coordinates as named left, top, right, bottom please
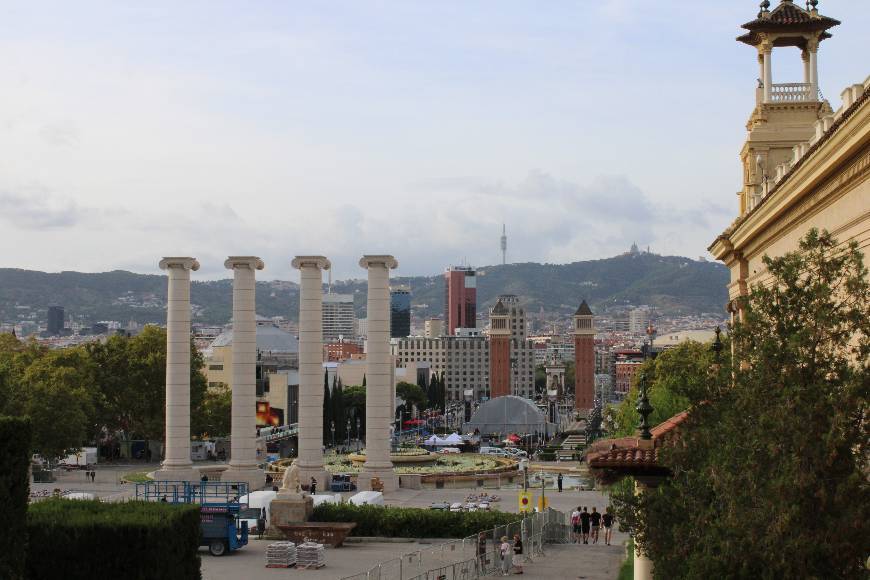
left=500, top=223, right=507, bottom=265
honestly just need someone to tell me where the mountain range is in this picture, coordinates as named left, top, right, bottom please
left=0, top=252, right=728, bottom=327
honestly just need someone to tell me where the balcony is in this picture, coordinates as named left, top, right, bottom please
left=770, top=83, right=815, bottom=103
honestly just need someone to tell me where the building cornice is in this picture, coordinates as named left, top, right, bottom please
left=711, top=84, right=869, bottom=258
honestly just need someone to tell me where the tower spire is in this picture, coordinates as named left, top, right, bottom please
left=500, top=223, right=507, bottom=265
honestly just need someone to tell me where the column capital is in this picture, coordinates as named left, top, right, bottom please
left=291, top=255, right=331, bottom=270
left=359, top=254, right=398, bottom=270
left=224, top=256, right=265, bottom=271
left=159, top=257, right=200, bottom=271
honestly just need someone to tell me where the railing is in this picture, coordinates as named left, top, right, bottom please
left=770, top=83, right=814, bottom=102
left=339, top=509, right=567, bottom=580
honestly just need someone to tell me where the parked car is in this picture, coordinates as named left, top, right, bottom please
left=437, top=447, right=461, bottom=454
left=504, top=448, right=528, bottom=458
left=479, top=446, right=512, bottom=457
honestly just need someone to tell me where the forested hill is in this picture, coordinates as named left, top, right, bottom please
left=0, top=253, right=727, bottom=326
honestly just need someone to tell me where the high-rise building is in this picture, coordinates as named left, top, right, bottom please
left=47, top=306, right=64, bottom=335
left=572, top=300, right=595, bottom=413
left=500, top=224, right=507, bottom=265
left=389, top=286, right=411, bottom=338
left=322, top=293, right=355, bottom=341
left=423, top=318, right=443, bottom=338
left=444, top=266, right=476, bottom=335
left=488, top=300, right=511, bottom=399
left=629, top=307, right=650, bottom=334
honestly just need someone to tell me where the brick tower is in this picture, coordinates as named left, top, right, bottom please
left=572, top=300, right=595, bottom=414
left=488, top=299, right=511, bottom=399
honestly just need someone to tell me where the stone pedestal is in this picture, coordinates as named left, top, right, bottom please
left=222, top=256, right=266, bottom=491
left=358, top=255, right=398, bottom=493
left=267, top=495, right=314, bottom=539
left=155, top=257, right=200, bottom=483
left=291, top=256, right=332, bottom=493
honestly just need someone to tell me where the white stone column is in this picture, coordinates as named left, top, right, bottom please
left=155, top=257, right=200, bottom=482
left=221, top=256, right=266, bottom=491
left=633, top=479, right=656, bottom=580
left=291, top=255, right=331, bottom=493
left=358, top=255, right=399, bottom=492
left=809, top=47, right=818, bottom=99
left=762, top=48, right=772, bottom=103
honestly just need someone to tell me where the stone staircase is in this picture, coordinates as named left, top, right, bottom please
left=556, top=433, right=587, bottom=460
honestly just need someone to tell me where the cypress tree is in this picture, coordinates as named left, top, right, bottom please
left=323, top=371, right=331, bottom=445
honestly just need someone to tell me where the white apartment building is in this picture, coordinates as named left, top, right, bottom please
left=322, top=293, right=355, bottom=341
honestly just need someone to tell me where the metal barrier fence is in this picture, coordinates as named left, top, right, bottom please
left=339, top=509, right=567, bottom=580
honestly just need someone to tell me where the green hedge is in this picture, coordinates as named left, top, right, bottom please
left=0, top=416, right=32, bottom=580
left=27, top=499, right=202, bottom=580
left=311, top=503, right=519, bottom=538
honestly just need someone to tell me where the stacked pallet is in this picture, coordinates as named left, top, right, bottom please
left=265, top=542, right=297, bottom=568
left=297, top=541, right=325, bottom=569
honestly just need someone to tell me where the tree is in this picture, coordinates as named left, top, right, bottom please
left=613, top=229, right=870, bottom=578
left=22, top=351, right=95, bottom=460
left=396, top=381, right=427, bottom=412
left=198, top=384, right=232, bottom=438
left=606, top=341, right=700, bottom=438
left=343, top=385, right=366, bottom=439
left=323, top=371, right=332, bottom=445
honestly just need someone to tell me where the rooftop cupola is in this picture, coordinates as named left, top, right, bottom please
left=739, top=0, right=840, bottom=104
left=735, top=0, right=839, bottom=216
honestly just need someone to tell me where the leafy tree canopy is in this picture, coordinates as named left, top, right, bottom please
left=612, top=229, right=870, bottom=579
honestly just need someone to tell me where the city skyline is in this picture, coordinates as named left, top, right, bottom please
left=1, top=1, right=868, bottom=280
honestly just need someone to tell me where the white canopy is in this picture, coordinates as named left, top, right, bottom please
left=424, top=433, right=463, bottom=446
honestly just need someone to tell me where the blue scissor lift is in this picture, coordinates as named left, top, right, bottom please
left=136, top=481, right=250, bottom=556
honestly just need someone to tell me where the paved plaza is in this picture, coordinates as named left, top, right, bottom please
left=34, top=462, right=627, bottom=579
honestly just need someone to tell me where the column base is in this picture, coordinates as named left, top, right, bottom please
left=358, top=466, right=398, bottom=493
left=297, top=467, right=330, bottom=496
left=266, top=494, right=315, bottom=539
left=153, top=465, right=200, bottom=483
left=221, top=466, right=265, bottom=492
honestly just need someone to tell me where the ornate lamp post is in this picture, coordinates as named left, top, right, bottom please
left=636, top=371, right=653, bottom=440
left=356, top=417, right=361, bottom=451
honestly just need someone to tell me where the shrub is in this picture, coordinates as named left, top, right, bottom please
left=311, top=503, right=519, bottom=538
left=27, top=499, right=201, bottom=580
left=0, top=416, right=32, bottom=580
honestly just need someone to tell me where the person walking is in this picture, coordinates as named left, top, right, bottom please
left=512, top=533, right=524, bottom=574
left=499, top=536, right=512, bottom=576
left=477, top=532, right=488, bottom=572
left=257, top=508, right=267, bottom=540
left=556, top=472, right=563, bottom=493
left=571, top=507, right=582, bottom=544
left=602, top=508, right=615, bottom=546
left=310, top=477, right=317, bottom=495
left=580, top=507, right=591, bottom=544
left=590, top=507, right=601, bottom=544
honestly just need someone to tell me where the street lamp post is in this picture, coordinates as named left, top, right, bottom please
left=356, top=417, right=361, bottom=451
left=346, top=418, right=351, bottom=450
left=330, top=420, right=335, bottom=450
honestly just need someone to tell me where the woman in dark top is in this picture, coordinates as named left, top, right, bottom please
left=512, top=533, right=523, bottom=574
left=477, top=532, right=488, bottom=570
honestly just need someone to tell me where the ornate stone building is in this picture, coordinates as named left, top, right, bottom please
left=710, top=0, right=869, bottom=318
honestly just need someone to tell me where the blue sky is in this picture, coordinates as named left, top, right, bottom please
left=0, top=1, right=867, bottom=280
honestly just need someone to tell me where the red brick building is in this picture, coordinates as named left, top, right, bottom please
left=488, top=300, right=511, bottom=398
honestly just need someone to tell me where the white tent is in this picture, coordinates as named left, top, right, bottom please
left=443, top=433, right=463, bottom=445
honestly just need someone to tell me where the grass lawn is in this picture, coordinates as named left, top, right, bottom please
left=618, top=538, right=633, bottom=580
left=120, top=470, right=152, bottom=483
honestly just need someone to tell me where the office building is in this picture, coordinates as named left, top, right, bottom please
left=444, top=266, right=476, bottom=336
left=47, top=305, right=64, bottom=335
left=389, top=286, right=411, bottom=338
left=322, top=293, right=355, bottom=341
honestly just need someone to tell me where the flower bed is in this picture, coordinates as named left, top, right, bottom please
left=270, top=453, right=517, bottom=477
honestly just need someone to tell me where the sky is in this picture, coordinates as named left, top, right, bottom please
left=1, top=1, right=867, bottom=281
